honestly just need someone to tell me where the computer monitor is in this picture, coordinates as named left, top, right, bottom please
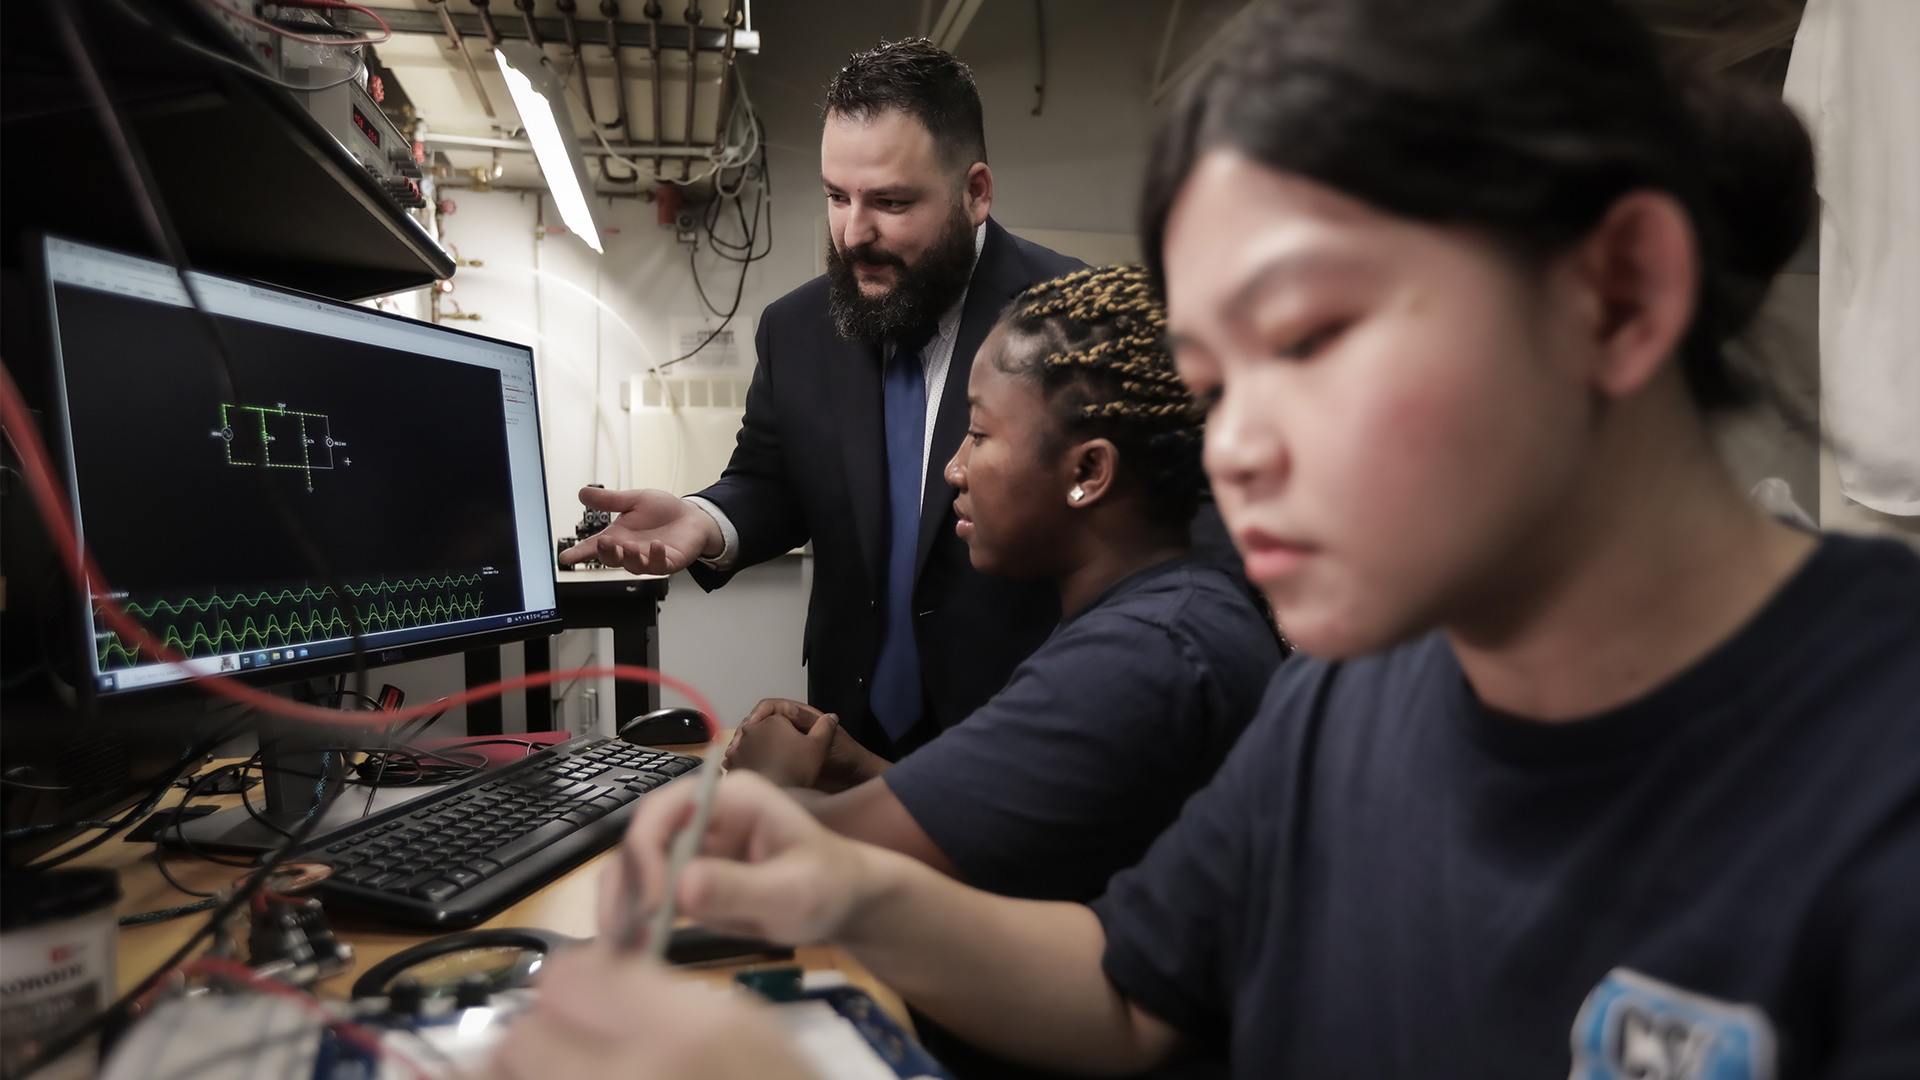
left=38, top=235, right=560, bottom=698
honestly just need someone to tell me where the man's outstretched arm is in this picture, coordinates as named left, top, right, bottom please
left=559, top=486, right=726, bottom=576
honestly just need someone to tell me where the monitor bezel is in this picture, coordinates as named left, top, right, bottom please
left=34, top=233, right=565, bottom=706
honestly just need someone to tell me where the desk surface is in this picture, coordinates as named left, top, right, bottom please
left=60, top=745, right=907, bottom=1024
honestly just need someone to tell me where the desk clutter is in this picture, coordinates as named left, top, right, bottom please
left=94, top=967, right=949, bottom=1080
left=4, top=756, right=952, bottom=1080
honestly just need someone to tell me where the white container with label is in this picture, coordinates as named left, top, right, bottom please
left=0, top=869, right=120, bottom=1080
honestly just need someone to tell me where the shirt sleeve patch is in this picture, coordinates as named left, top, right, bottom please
left=1568, top=967, right=1777, bottom=1080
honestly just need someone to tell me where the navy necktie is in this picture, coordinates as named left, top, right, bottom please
left=871, top=332, right=932, bottom=741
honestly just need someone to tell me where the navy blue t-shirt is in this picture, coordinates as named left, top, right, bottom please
left=1094, top=535, right=1920, bottom=1079
left=885, top=553, right=1283, bottom=903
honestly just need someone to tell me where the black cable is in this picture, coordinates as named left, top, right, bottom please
left=118, top=899, right=218, bottom=927
left=361, top=718, right=397, bottom=817
left=21, top=713, right=252, bottom=867
left=666, top=118, right=770, bottom=368
left=152, top=842, right=215, bottom=898
left=169, top=766, right=258, bottom=868
left=391, top=706, right=449, bottom=746
left=13, top=765, right=347, bottom=1080
left=1, top=769, right=72, bottom=792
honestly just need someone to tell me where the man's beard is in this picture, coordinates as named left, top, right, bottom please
left=826, top=203, right=977, bottom=345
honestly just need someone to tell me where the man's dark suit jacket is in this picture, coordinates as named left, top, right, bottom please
left=688, top=219, right=1086, bottom=758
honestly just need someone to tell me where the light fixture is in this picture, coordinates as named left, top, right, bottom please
left=494, top=42, right=602, bottom=253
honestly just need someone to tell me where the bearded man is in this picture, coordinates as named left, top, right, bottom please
left=564, top=40, right=1083, bottom=759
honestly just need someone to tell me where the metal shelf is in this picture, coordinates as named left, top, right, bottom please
left=1, top=0, right=454, bottom=301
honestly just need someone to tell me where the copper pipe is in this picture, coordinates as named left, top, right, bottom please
left=469, top=0, right=503, bottom=46
left=555, top=0, right=593, bottom=124
left=599, top=1, right=633, bottom=144
left=710, top=0, right=741, bottom=156
left=513, top=0, right=543, bottom=46
left=560, top=0, right=637, bottom=182
left=644, top=1, right=664, bottom=176
left=680, top=0, right=700, bottom=180
left=426, top=0, right=495, bottom=119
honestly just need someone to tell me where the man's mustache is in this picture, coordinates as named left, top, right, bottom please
left=839, top=242, right=908, bottom=270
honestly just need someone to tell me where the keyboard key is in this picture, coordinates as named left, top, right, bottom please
left=408, top=879, right=462, bottom=903
left=561, top=804, right=608, bottom=825
left=365, top=871, right=403, bottom=890
left=394, top=871, right=443, bottom=893
left=487, top=820, right=576, bottom=868
left=443, top=868, right=484, bottom=889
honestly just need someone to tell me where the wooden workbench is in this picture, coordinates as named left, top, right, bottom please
left=55, top=744, right=906, bottom=1021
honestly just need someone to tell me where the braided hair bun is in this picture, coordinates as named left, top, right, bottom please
left=997, top=265, right=1206, bottom=525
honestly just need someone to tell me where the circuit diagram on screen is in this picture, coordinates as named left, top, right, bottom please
left=212, top=402, right=351, bottom=492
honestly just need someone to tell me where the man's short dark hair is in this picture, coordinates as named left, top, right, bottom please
left=823, top=39, right=987, bottom=177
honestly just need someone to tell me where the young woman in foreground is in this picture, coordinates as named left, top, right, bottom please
left=483, top=1, right=1920, bottom=1076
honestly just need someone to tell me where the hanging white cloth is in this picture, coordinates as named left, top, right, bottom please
left=1783, top=0, right=1920, bottom=515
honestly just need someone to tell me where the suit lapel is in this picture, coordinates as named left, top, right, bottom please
left=825, top=334, right=888, bottom=589
left=915, top=219, right=1025, bottom=579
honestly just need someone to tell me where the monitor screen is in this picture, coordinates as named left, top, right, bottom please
left=40, top=236, right=559, bottom=696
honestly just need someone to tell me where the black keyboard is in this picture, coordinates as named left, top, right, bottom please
left=286, top=735, right=701, bottom=928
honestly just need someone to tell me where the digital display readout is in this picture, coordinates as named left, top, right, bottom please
left=351, top=106, right=381, bottom=147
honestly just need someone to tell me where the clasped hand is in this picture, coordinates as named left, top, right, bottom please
left=724, top=698, right=890, bottom=791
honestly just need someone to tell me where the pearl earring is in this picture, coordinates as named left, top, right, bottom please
left=1070, top=486, right=1085, bottom=502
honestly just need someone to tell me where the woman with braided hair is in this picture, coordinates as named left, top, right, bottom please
left=722, top=262, right=1282, bottom=908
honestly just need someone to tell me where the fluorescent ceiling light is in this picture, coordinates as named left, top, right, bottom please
left=495, top=43, right=602, bottom=254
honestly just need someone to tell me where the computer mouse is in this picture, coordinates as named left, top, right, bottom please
left=618, top=707, right=711, bottom=746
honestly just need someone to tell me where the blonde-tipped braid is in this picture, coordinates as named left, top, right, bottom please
left=998, top=264, right=1205, bottom=524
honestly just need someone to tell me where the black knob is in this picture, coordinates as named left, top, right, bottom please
left=387, top=977, right=423, bottom=1016
left=455, top=974, right=493, bottom=1009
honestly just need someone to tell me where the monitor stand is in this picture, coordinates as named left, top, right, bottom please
left=172, top=712, right=438, bottom=854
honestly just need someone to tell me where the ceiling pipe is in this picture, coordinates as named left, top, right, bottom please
left=426, top=132, right=715, bottom=155
left=426, top=0, right=496, bottom=120
left=680, top=0, right=701, bottom=181
left=710, top=0, right=742, bottom=155
left=469, top=0, right=504, bottom=47
left=644, top=1, right=665, bottom=176
left=513, top=0, right=544, bottom=46
left=559, top=0, right=640, bottom=183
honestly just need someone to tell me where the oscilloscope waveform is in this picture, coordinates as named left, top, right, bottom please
left=97, top=572, right=487, bottom=668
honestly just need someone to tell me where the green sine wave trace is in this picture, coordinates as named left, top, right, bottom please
left=99, top=574, right=488, bottom=667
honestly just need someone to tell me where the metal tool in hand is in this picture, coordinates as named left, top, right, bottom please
left=614, top=741, right=726, bottom=955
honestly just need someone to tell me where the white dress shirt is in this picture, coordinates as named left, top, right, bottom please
left=686, top=223, right=987, bottom=569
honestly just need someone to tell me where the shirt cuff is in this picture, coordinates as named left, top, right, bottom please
left=682, top=496, right=740, bottom=570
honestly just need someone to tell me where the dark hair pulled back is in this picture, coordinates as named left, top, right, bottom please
left=998, top=265, right=1206, bottom=525
left=1140, top=0, right=1814, bottom=411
